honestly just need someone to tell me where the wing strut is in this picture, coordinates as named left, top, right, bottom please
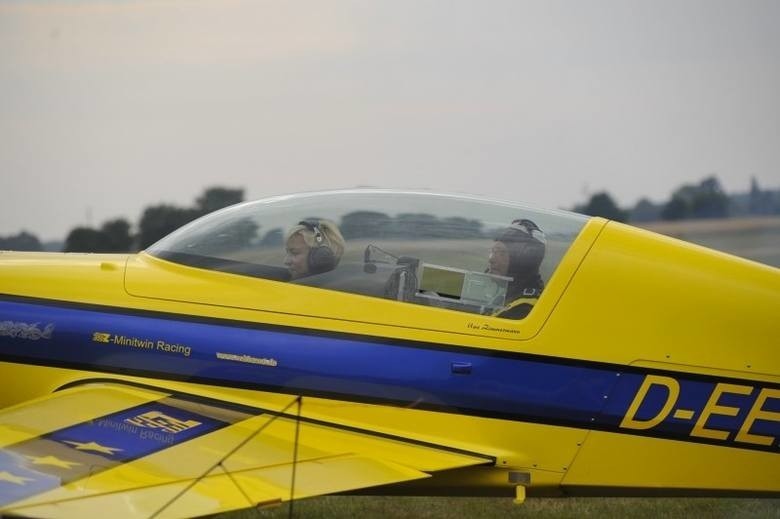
left=150, top=395, right=303, bottom=518
left=288, top=396, right=302, bottom=519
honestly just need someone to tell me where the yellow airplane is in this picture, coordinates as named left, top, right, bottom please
left=0, top=189, right=778, bottom=518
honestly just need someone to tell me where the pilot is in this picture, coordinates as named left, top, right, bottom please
left=284, top=219, right=345, bottom=280
left=487, top=219, right=546, bottom=319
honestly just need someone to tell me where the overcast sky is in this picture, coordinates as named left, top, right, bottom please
left=1, top=0, right=779, bottom=241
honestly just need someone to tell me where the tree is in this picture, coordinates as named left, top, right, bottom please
left=135, top=186, right=247, bottom=249
left=691, top=176, right=729, bottom=218
left=340, top=211, right=392, bottom=239
left=574, top=192, right=627, bottom=222
left=100, top=219, right=133, bottom=252
left=195, top=187, right=244, bottom=215
left=188, top=217, right=260, bottom=256
left=64, top=227, right=104, bottom=252
left=137, top=205, right=202, bottom=249
left=441, top=217, right=484, bottom=238
left=0, top=231, right=43, bottom=251
left=393, top=213, right=440, bottom=238
left=630, top=198, right=661, bottom=223
left=661, top=195, right=688, bottom=221
left=662, top=176, right=729, bottom=220
left=63, top=218, right=134, bottom=252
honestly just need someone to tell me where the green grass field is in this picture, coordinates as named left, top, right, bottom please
left=216, top=217, right=780, bottom=518
left=217, top=496, right=780, bottom=518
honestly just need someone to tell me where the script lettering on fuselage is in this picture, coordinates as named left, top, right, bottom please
left=619, top=374, right=780, bottom=449
left=1, top=321, right=54, bottom=340
left=466, top=322, right=522, bottom=335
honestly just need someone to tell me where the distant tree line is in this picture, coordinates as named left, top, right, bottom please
left=2, top=176, right=779, bottom=252
left=574, top=175, right=780, bottom=223
left=0, top=187, right=244, bottom=253
left=339, top=212, right=483, bottom=239
left=0, top=231, right=43, bottom=252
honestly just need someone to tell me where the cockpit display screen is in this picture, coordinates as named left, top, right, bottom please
left=418, top=263, right=510, bottom=310
left=419, top=264, right=465, bottom=299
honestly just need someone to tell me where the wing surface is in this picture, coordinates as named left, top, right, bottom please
left=0, top=382, right=491, bottom=518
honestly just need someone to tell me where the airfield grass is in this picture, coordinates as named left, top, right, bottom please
left=217, top=217, right=780, bottom=518
left=217, top=496, right=780, bottom=518
left=639, top=215, right=780, bottom=268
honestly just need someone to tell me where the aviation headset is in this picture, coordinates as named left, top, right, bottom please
left=508, top=219, right=546, bottom=244
left=298, top=220, right=337, bottom=274
left=495, top=218, right=546, bottom=276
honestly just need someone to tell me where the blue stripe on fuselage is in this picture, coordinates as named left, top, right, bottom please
left=1, top=298, right=778, bottom=453
left=0, top=298, right=616, bottom=426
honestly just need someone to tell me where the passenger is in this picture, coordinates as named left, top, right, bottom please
left=284, top=219, right=345, bottom=280
left=487, top=219, right=546, bottom=319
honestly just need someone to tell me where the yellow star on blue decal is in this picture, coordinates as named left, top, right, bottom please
left=26, top=455, right=82, bottom=469
left=62, top=440, right=122, bottom=455
left=0, top=470, right=34, bottom=485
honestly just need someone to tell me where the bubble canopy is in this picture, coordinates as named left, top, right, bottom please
left=147, top=190, right=588, bottom=319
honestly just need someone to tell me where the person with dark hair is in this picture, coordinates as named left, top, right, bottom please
left=487, top=219, right=546, bottom=319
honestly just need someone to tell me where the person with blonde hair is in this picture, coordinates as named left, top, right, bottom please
left=284, top=219, right=345, bottom=279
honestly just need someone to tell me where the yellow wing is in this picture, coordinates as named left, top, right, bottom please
left=0, top=382, right=490, bottom=518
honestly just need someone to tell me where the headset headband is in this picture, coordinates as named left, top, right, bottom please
left=298, top=220, right=325, bottom=244
left=508, top=219, right=546, bottom=244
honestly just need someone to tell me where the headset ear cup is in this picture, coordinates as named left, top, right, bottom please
left=308, top=245, right=336, bottom=274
